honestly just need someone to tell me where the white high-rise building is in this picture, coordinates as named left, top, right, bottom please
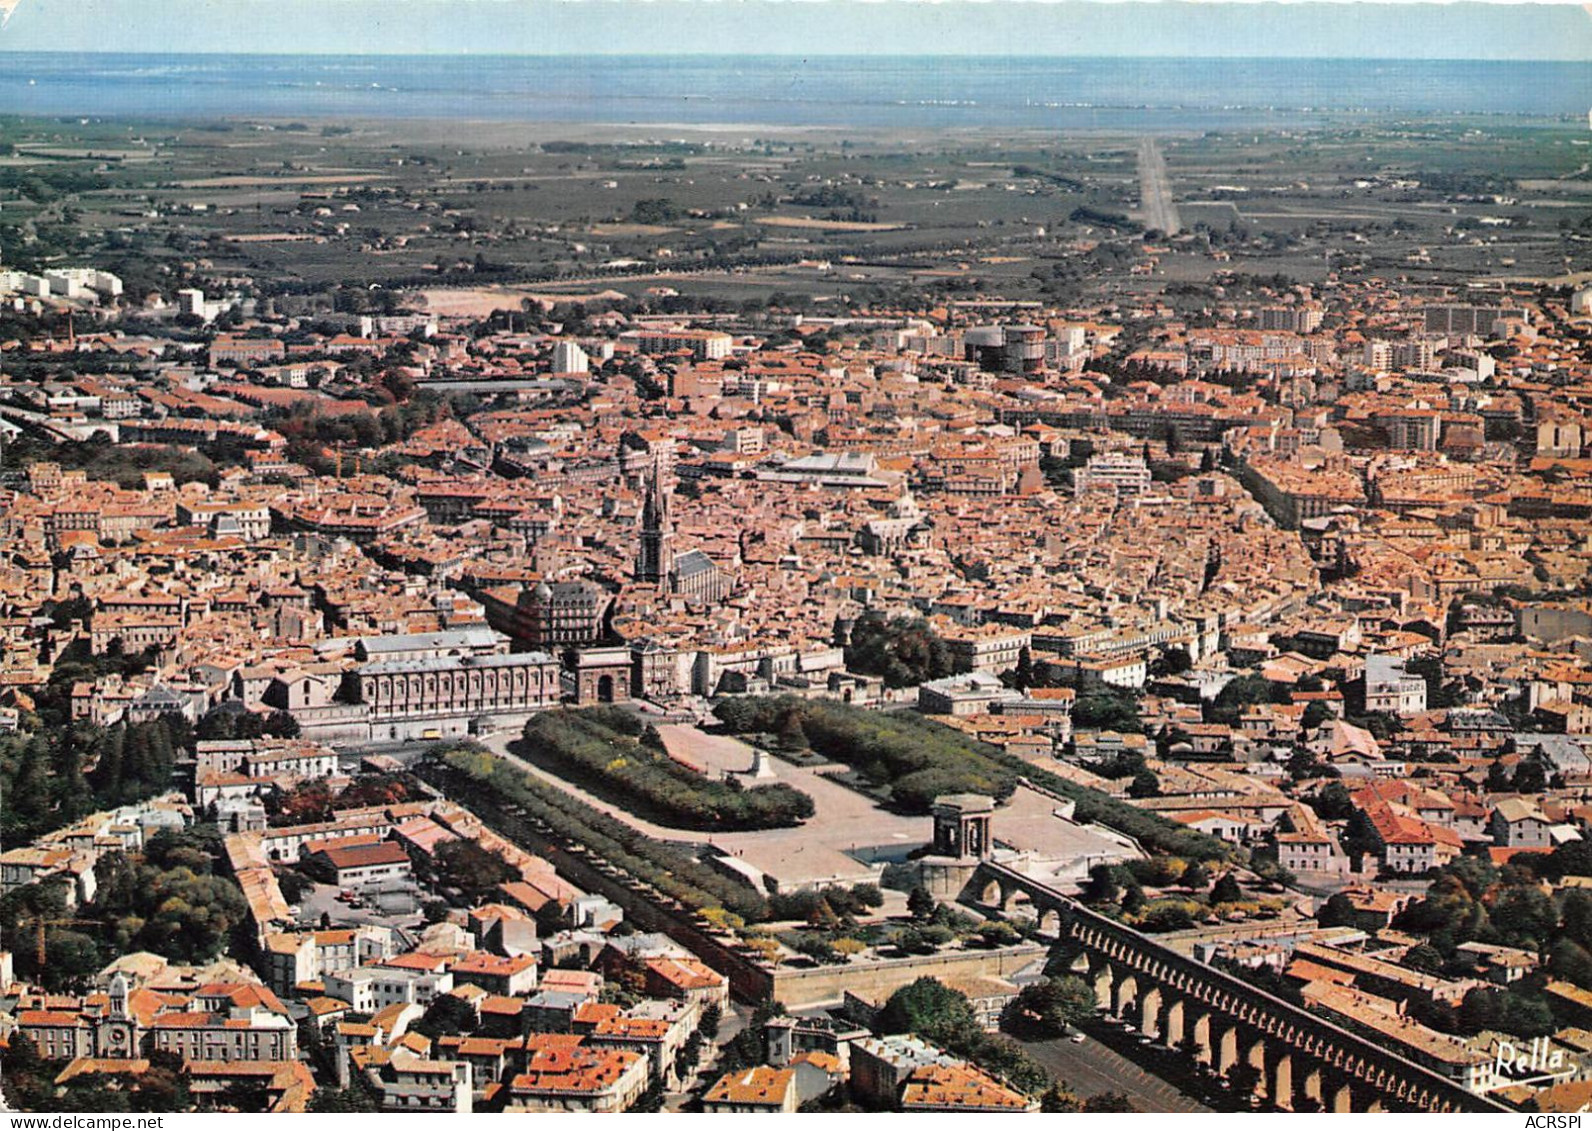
left=43, top=271, right=85, bottom=299
left=41, top=269, right=122, bottom=301
left=177, top=288, right=210, bottom=319
left=552, top=340, right=590, bottom=375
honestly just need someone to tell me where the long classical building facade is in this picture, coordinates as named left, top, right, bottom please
left=350, top=651, right=562, bottom=742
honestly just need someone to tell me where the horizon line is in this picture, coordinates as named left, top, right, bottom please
left=0, top=48, right=1587, bottom=60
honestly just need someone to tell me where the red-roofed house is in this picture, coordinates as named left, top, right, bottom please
left=307, top=841, right=412, bottom=889
left=642, top=957, right=729, bottom=1012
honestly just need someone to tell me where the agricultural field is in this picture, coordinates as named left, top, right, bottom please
left=1, top=111, right=1587, bottom=311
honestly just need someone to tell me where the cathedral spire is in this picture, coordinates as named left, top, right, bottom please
left=635, top=454, right=674, bottom=585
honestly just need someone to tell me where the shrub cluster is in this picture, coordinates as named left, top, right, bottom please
left=523, top=710, right=814, bottom=830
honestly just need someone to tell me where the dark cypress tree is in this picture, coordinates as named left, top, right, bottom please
left=7, top=738, right=53, bottom=840
left=90, top=724, right=128, bottom=802
left=50, top=729, right=95, bottom=825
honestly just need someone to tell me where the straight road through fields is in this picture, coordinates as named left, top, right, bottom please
left=1138, top=137, right=1182, bottom=236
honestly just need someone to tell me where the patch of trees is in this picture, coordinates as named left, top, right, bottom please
left=1413, top=171, right=1517, bottom=196
left=339, top=772, right=422, bottom=810
left=1403, top=655, right=1465, bottom=710
left=630, top=198, right=680, bottom=224
left=1037, top=454, right=1076, bottom=490
left=877, top=978, right=1049, bottom=1099
left=1, top=717, right=187, bottom=845
left=767, top=883, right=883, bottom=922
left=0, top=166, right=116, bottom=203
left=1409, top=985, right=1557, bottom=1040
left=1069, top=206, right=1142, bottom=233
left=89, top=718, right=188, bottom=808
left=843, top=611, right=954, bottom=689
left=1122, top=855, right=1197, bottom=888
left=0, top=877, right=103, bottom=991
left=1010, top=975, right=1095, bottom=1037
left=0, top=727, right=99, bottom=846
left=267, top=780, right=337, bottom=826
left=27, top=434, right=222, bottom=490
left=269, top=392, right=461, bottom=475
left=1136, top=900, right=1204, bottom=932
left=1389, top=853, right=1592, bottom=1035
left=1299, top=703, right=1335, bottom=734
left=1211, top=871, right=1244, bottom=904
left=1012, top=165, right=1085, bottom=192
left=789, top=185, right=869, bottom=210
left=1312, top=781, right=1354, bottom=820
left=1085, top=745, right=1146, bottom=781
left=196, top=705, right=300, bottom=741
left=0, top=827, right=246, bottom=990
left=1207, top=673, right=1293, bottom=725
left=1069, top=686, right=1144, bottom=734
left=35, top=640, right=164, bottom=728
left=427, top=744, right=768, bottom=922
left=711, top=697, right=1229, bottom=861
left=91, top=828, right=247, bottom=966
left=418, top=838, right=518, bottom=907
left=409, top=993, right=480, bottom=1041
left=773, top=885, right=961, bottom=966
left=716, top=695, right=1014, bottom=813
left=717, top=1001, right=786, bottom=1074
left=522, top=710, right=815, bottom=831
left=266, top=774, right=418, bottom=827
left=1151, top=647, right=1193, bottom=679
left=1086, top=857, right=1278, bottom=933
left=2, top=1035, right=190, bottom=1112
left=1127, top=769, right=1161, bottom=798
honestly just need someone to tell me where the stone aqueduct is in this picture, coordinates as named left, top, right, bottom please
left=972, top=861, right=1508, bottom=1114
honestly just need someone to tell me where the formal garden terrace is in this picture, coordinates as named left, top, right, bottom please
left=494, top=703, right=1170, bottom=896
left=708, top=697, right=1231, bottom=864
left=424, top=700, right=1254, bottom=1002
left=421, top=744, right=1048, bottom=1012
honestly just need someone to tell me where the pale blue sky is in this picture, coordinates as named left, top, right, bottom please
left=0, top=0, right=1589, bottom=59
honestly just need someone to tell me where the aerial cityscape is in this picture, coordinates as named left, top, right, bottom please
left=0, top=1, right=1590, bottom=1116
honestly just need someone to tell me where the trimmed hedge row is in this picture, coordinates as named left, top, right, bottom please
left=523, top=710, right=814, bottom=830
left=716, top=696, right=1017, bottom=811
left=430, top=745, right=768, bottom=922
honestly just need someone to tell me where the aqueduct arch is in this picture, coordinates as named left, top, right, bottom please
left=967, top=860, right=1505, bottom=1114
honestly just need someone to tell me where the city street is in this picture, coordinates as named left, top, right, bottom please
left=665, top=1002, right=753, bottom=1111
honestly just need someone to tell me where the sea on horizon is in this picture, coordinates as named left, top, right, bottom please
left=0, top=53, right=1586, bottom=130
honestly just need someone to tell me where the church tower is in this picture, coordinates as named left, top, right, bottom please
left=635, top=460, right=675, bottom=585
